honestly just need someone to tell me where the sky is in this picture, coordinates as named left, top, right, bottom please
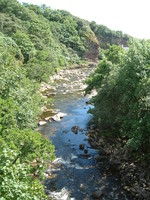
left=18, top=0, right=150, bottom=39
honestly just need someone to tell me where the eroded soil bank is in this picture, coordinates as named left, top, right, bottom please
left=39, top=65, right=135, bottom=200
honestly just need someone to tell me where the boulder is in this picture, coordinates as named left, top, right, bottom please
left=71, top=126, right=80, bottom=134
left=45, top=117, right=51, bottom=121
left=38, top=121, right=47, bottom=126
left=84, top=149, right=88, bottom=154
left=52, top=114, right=61, bottom=122
left=52, top=112, right=67, bottom=122
left=92, top=190, right=103, bottom=199
left=79, top=144, right=85, bottom=150
left=57, top=112, right=67, bottom=118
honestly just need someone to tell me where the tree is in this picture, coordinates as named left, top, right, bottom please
left=104, top=44, right=125, bottom=64
left=86, top=40, right=150, bottom=159
left=13, top=31, right=35, bottom=62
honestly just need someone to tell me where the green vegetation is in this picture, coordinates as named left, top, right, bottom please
left=0, top=0, right=100, bottom=82
left=86, top=40, right=150, bottom=161
left=0, top=33, right=55, bottom=199
left=90, top=21, right=130, bottom=49
left=89, top=21, right=130, bottom=61
left=0, top=1, right=57, bottom=198
left=0, top=0, right=140, bottom=198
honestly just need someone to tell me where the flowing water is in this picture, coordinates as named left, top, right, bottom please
left=39, top=67, right=129, bottom=200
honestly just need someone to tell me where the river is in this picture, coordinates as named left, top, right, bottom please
left=39, top=67, right=129, bottom=200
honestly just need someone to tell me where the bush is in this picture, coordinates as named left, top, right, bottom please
left=0, top=99, right=55, bottom=199
left=0, top=147, right=48, bottom=200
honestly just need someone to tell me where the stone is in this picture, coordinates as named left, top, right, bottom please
left=52, top=115, right=61, bottom=122
left=52, top=112, right=67, bottom=122
left=38, top=121, right=47, bottom=126
left=79, top=154, right=91, bottom=158
left=92, top=190, right=103, bottom=199
left=71, top=126, right=80, bottom=134
left=44, top=173, right=49, bottom=178
left=45, top=117, right=51, bottom=121
left=85, top=101, right=89, bottom=105
left=98, top=138, right=104, bottom=144
left=49, top=118, right=52, bottom=122
left=80, top=183, right=87, bottom=191
left=79, top=128, right=83, bottom=132
left=45, top=92, right=56, bottom=97
left=84, top=149, right=88, bottom=154
left=79, top=144, right=85, bottom=150
left=57, top=112, right=67, bottom=118
left=40, top=83, right=54, bottom=92
left=41, top=106, right=47, bottom=112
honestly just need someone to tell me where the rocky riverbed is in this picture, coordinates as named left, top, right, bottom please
left=38, top=65, right=140, bottom=200
left=88, top=129, right=150, bottom=200
left=39, top=65, right=97, bottom=125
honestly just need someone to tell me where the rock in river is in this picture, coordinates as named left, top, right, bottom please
left=92, top=190, right=103, bottom=199
left=84, top=149, right=88, bottom=154
left=38, top=121, right=47, bottom=126
left=71, top=126, right=80, bottom=134
left=52, top=112, right=67, bottom=122
left=79, top=144, right=85, bottom=150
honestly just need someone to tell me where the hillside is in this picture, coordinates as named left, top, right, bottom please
left=90, top=21, right=130, bottom=49
left=0, top=0, right=99, bottom=83
left=0, top=1, right=130, bottom=82
left=0, top=0, right=133, bottom=199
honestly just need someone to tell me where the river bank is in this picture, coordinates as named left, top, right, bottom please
left=39, top=65, right=131, bottom=199
left=88, top=125, right=150, bottom=199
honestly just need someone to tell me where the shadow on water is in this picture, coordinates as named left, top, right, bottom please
left=39, top=68, right=129, bottom=200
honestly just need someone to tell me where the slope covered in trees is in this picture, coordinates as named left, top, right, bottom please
left=0, top=32, right=55, bottom=199
left=0, top=0, right=130, bottom=82
left=86, top=40, right=150, bottom=161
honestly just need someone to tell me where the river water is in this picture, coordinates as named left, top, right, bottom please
left=39, top=67, right=129, bottom=200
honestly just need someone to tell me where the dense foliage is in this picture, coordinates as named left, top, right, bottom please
left=0, top=12, right=55, bottom=200
left=0, top=0, right=99, bottom=81
left=0, top=53, right=55, bottom=199
left=0, top=0, right=129, bottom=81
left=0, top=0, right=135, bottom=198
left=86, top=40, right=150, bottom=160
